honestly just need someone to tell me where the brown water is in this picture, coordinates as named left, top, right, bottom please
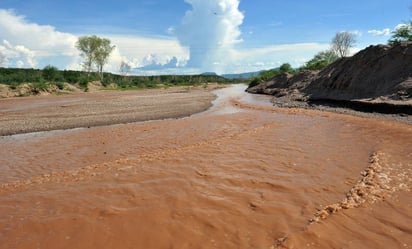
left=0, top=85, right=411, bottom=249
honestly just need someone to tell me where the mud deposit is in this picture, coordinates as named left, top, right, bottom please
left=0, top=85, right=411, bottom=248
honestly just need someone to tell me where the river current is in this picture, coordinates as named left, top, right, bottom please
left=0, top=85, right=411, bottom=248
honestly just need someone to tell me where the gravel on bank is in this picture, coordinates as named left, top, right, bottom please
left=0, top=86, right=218, bottom=136
left=270, top=96, right=412, bottom=125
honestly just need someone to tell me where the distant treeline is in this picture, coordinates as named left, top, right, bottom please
left=0, top=67, right=235, bottom=90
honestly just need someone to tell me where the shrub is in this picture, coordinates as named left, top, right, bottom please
left=42, top=65, right=59, bottom=81
left=79, top=76, right=89, bottom=91
left=63, top=70, right=81, bottom=83
left=54, top=82, right=65, bottom=90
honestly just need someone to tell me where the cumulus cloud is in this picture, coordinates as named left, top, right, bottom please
left=0, top=9, right=78, bottom=68
left=0, top=6, right=373, bottom=75
left=103, top=35, right=189, bottom=74
left=368, top=24, right=412, bottom=37
left=176, top=0, right=244, bottom=74
left=368, top=28, right=391, bottom=36
left=0, top=40, right=36, bottom=67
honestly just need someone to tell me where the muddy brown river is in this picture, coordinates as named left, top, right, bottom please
left=0, top=85, right=411, bottom=248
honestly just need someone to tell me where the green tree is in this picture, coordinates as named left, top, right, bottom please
left=42, top=65, right=59, bottom=82
left=76, top=36, right=100, bottom=75
left=388, top=22, right=412, bottom=46
left=331, top=31, right=356, bottom=57
left=76, top=35, right=114, bottom=79
left=94, top=38, right=115, bottom=80
left=303, top=50, right=338, bottom=71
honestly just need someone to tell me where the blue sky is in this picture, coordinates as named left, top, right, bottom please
left=0, top=0, right=411, bottom=75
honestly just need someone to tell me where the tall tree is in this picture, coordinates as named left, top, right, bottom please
left=76, top=35, right=100, bottom=75
left=94, top=38, right=115, bottom=80
left=76, top=35, right=114, bottom=79
left=331, top=31, right=356, bottom=57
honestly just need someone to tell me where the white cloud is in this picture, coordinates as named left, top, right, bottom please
left=0, top=9, right=78, bottom=68
left=0, top=40, right=36, bottom=67
left=0, top=9, right=189, bottom=73
left=103, top=35, right=189, bottom=74
left=367, top=23, right=411, bottom=37
left=0, top=51, right=6, bottom=66
left=367, top=28, right=391, bottom=36
left=394, top=23, right=412, bottom=30
left=176, top=0, right=244, bottom=74
left=0, top=6, right=374, bottom=75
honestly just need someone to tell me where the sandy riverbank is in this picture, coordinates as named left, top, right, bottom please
left=0, top=85, right=221, bottom=136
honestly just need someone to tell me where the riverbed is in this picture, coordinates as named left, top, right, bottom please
left=0, top=85, right=411, bottom=248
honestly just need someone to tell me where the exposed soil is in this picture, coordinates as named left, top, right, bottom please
left=246, top=43, right=412, bottom=122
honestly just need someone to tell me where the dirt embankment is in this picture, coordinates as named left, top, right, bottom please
left=246, top=43, right=412, bottom=116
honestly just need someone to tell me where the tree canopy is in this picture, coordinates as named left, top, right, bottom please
left=303, top=50, right=338, bottom=71
left=42, top=65, right=59, bottom=81
left=388, top=22, right=412, bottom=46
left=76, top=35, right=115, bottom=79
left=279, top=63, right=294, bottom=74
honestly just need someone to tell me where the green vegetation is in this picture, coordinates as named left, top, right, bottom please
left=301, top=50, right=338, bottom=71
left=248, top=63, right=297, bottom=88
left=247, top=31, right=353, bottom=88
left=0, top=67, right=234, bottom=96
left=42, top=65, right=60, bottom=82
left=388, top=7, right=412, bottom=46
left=101, top=73, right=231, bottom=90
left=388, top=22, right=412, bottom=46
left=76, top=35, right=115, bottom=80
left=279, top=63, right=295, bottom=74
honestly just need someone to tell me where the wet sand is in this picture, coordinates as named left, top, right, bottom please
left=0, top=85, right=411, bottom=248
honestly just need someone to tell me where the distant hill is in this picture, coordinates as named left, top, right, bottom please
left=222, top=71, right=263, bottom=79
left=199, top=71, right=262, bottom=80
left=200, top=72, right=218, bottom=76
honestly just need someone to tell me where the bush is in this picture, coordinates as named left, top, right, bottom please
left=31, top=81, right=50, bottom=94
left=54, top=82, right=65, bottom=90
left=79, top=76, right=89, bottom=90
left=42, top=65, right=59, bottom=81
left=388, top=22, right=412, bottom=46
left=302, top=50, right=338, bottom=71
left=279, top=63, right=293, bottom=74
left=63, top=70, right=81, bottom=83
